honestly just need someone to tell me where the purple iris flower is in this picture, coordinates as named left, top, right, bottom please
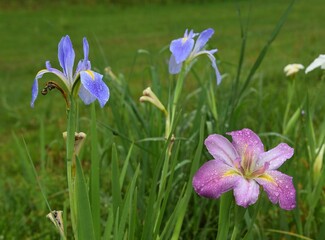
left=169, top=28, right=222, bottom=85
left=31, top=35, right=109, bottom=108
left=193, top=128, right=296, bottom=210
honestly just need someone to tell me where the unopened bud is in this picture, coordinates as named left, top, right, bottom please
left=140, top=87, right=167, bottom=115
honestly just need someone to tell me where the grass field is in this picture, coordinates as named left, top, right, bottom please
left=1, top=0, right=325, bottom=239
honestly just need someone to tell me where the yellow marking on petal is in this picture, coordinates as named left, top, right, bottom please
left=258, top=173, right=276, bottom=184
left=85, top=70, right=95, bottom=80
left=181, top=37, right=188, bottom=44
left=223, top=170, right=240, bottom=177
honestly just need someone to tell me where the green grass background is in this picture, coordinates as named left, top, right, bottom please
left=0, top=0, right=324, bottom=238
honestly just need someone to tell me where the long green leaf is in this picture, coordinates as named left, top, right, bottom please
left=75, top=156, right=96, bottom=240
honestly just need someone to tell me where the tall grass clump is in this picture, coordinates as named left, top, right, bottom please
left=10, top=0, right=325, bottom=239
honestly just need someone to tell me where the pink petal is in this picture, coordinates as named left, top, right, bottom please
left=255, top=170, right=296, bottom=210
left=204, top=134, right=239, bottom=167
left=257, top=143, right=294, bottom=170
left=227, top=128, right=264, bottom=158
left=192, top=160, right=240, bottom=199
left=233, top=178, right=260, bottom=208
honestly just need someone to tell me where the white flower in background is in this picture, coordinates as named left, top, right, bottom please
left=305, top=54, right=325, bottom=74
left=283, top=63, right=304, bottom=76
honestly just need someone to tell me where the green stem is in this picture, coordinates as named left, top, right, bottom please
left=66, top=97, right=77, bottom=237
left=167, top=66, right=187, bottom=138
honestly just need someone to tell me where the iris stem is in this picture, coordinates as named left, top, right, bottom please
left=66, top=97, right=77, bottom=237
left=167, top=65, right=187, bottom=139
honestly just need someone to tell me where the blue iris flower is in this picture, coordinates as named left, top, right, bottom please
left=31, top=35, right=109, bottom=108
left=169, top=28, right=222, bottom=85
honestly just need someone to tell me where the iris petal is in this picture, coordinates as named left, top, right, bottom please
left=58, top=35, right=75, bottom=85
left=233, top=178, right=260, bottom=208
left=30, top=68, right=59, bottom=107
left=202, top=50, right=222, bottom=85
left=204, top=134, right=239, bottom=167
left=255, top=170, right=296, bottom=210
left=257, top=143, right=294, bottom=170
left=227, top=128, right=265, bottom=160
left=80, top=70, right=109, bottom=108
left=168, top=54, right=182, bottom=74
left=193, top=160, right=240, bottom=199
left=305, top=54, right=325, bottom=73
left=78, top=84, right=96, bottom=105
left=192, top=28, right=214, bottom=54
left=170, top=35, right=194, bottom=64
left=45, top=61, right=70, bottom=89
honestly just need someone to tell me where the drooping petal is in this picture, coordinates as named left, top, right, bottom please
left=80, top=70, right=109, bottom=107
left=227, top=128, right=265, bottom=160
left=202, top=49, right=222, bottom=85
left=58, top=35, right=75, bottom=84
left=192, top=28, right=214, bottom=54
left=305, top=54, right=325, bottom=73
left=255, top=170, right=296, bottom=210
left=193, top=160, right=241, bottom=199
left=257, top=143, right=294, bottom=170
left=204, top=134, right=239, bottom=167
left=168, top=54, right=182, bottom=74
left=30, top=68, right=64, bottom=107
left=170, top=32, right=195, bottom=64
left=78, top=84, right=96, bottom=105
left=233, top=178, right=260, bottom=208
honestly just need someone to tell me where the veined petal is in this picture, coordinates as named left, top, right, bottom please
left=204, top=134, right=239, bottom=167
left=192, top=28, right=214, bottom=54
left=227, top=128, right=264, bottom=160
left=305, top=54, right=325, bottom=73
left=257, top=143, right=294, bottom=170
left=58, top=35, right=75, bottom=84
left=168, top=54, right=182, bottom=74
left=193, top=160, right=241, bottom=199
left=78, top=84, right=96, bottom=105
left=80, top=70, right=109, bottom=108
left=233, top=178, right=260, bottom=207
left=170, top=33, right=195, bottom=64
left=255, top=170, right=296, bottom=210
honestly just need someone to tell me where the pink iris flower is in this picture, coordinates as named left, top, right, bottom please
left=193, top=128, right=296, bottom=210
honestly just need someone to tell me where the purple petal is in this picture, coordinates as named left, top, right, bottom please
left=78, top=84, right=96, bottom=105
left=170, top=33, right=195, bottom=64
left=58, top=35, right=75, bottom=83
left=204, top=134, right=239, bottom=167
left=233, top=178, right=260, bottom=207
left=192, top=28, right=214, bottom=54
left=257, top=143, right=294, bottom=170
left=227, top=128, right=264, bottom=160
left=168, top=54, right=182, bottom=74
left=255, top=170, right=296, bottom=210
left=80, top=70, right=109, bottom=107
left=83, top=37, right=89, bottom=61
left=193, top=160, right=241, bottom=199
left=30, top=69, right=54, bottom=107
